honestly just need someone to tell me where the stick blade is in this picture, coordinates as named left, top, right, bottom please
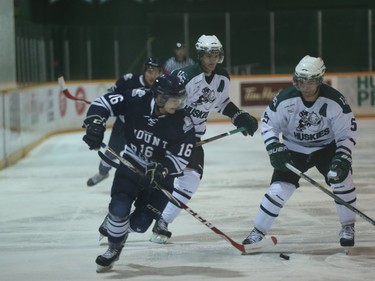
left=58, top=76, right=67, bottom=90
left=242, top=235, right=278, bottom=255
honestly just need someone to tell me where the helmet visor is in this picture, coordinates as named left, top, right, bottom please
left=157, top=93, right=187, bottom=110
left=293, top=76, right=322, bottom=91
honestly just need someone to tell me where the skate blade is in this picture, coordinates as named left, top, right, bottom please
left=96, top=262, right=114, bottom=273
left=344, top=247, right=352, bottom=255
left=149, top=233, right=169, bottom=244
left=96, top=263, right=114, bottom=273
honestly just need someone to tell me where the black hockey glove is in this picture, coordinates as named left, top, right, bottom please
left=82, top=115, right=106, bottom=150
left=327, top=153, right=352, bottom=184
left=266, top=142, right=292, bottom=172
left=231, top=110, right=258, bottom=136
left=139, top=162, right=168, bottom=190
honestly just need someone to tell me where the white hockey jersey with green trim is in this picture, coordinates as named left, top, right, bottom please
left=172, top=64, right=231, bottom=138
left=261, top=84, right=358, bottom=155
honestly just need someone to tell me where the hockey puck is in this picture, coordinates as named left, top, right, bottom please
left=279, top=253, right=290, bottom=260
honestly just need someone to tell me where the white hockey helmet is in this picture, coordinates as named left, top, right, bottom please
left=195, top=35, right=224, bottom=63
left=293, top=55, right=326, bottom=82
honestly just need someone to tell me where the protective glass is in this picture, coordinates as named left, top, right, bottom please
left=158, top=94, right=187, bottom=109
left=293, top=77, right=321, bottom=91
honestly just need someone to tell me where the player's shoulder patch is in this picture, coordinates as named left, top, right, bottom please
left=123, top=73, right=133, bottom=80
left=269, top=86, right=298, bottom=111
left=172, top=64, right=201, bottom=84
left=131, top=88, right=147, bottom=97
left=319, top=84, right=352, bottom=113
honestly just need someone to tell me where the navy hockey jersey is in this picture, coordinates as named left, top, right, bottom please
left=109, top=73, right=147, bottom=93
left=87, top=89, right=196, bottom=176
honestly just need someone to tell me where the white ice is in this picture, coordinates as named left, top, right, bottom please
left=0, top=120, right=374, bottom=281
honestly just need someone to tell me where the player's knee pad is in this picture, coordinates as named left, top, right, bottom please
left=174, top=168, right=200, bottom=201
left=330, top=175, right=356, bottom=203
left=107, top=195, right=131, bottom=241
left=261, top=181, right=296, bottom=215
left=255, top=182, right=296, bottom=233
left=129, top=208, right=153, bottom=233
left=109, top=193, right=133, bottom=218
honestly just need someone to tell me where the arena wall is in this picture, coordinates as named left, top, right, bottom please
left=1, top=73, right=374, bottom=169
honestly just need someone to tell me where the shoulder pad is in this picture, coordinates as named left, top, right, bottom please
left=214, top=65, right=230, bottom=80
left=172, top=64, right=201, bottom=84
left=319, top=84, right=352, bottom=114
left=269, top=86, right=299, bottom=111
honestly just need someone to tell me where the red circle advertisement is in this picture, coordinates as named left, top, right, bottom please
left=75, top=87, right=87, bottom=115
left=59, top=91, right=67, bottom=117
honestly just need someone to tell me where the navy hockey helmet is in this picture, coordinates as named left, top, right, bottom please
left=144, top=57, right=162, bottom=70
left=151, top=74, right=186, bottom=108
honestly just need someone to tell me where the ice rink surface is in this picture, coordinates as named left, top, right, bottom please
left=1, top=119, right=374, bottom=281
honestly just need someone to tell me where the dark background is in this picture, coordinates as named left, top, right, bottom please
left=13, top=0, right=375, bottom=82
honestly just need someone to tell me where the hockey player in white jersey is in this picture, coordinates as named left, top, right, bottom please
left=150, top=34, right=259, bottom=243
left=242, top=55, right=358, bottom=247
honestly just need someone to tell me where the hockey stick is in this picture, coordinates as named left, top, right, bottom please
left=98, top=151, right=119, bottom=168
left=196, top=127, right=246, bottom=146
left=59, top=76, right=246, bottom=147
left=100, top=143, right=277, bottom=253
left=285, top=163, right=375, bottom=226
left=58, top=76, right=92, bottom=104
left=60, top=75, right=246, bottom=147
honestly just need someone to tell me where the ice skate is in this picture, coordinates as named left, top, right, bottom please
left=98, top=215, right=109, bottom=241
left=339, top=223, right=355, bottom=247
left=96, top=233, right=128, bottom=272
left=150, top=217, right=172, bottom=244
left=87, top=172, right=109, bottom=187
left=242, top=228, right=265, bottom=245
left=95, top=245, right=123, bottom=273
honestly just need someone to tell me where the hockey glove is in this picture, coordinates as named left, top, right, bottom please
left=82, top=115, right=106, bottom=150
left=139, top=162, right=168, bottom=190
left=266, top=142, right=292, bottom=172
left=327, top=153, right=352, bottom=184
left=231, top=110, right=258, bottom=136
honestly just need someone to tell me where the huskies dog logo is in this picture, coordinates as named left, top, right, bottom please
left=192, top=87, right=216, bottom=106
left=296, top=110, right=323, bottom=132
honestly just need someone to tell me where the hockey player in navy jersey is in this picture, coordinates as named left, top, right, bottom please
left=82, top=74, right=195, bottom=272
left=86, top=57, right=162, bottom=186
left=242, top=55, right=358, bottom=247
left=150, top=35, right=259, bottom=243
